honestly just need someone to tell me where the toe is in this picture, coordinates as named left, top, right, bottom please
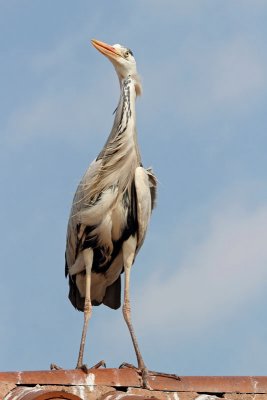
left=50, top=363, right=63, bottom=371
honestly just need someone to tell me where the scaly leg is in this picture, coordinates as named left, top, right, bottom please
left=51, top=248, right=105, bottom=372
left=76, top=248, right=93, bottom=369
left=122, top=236, right=151, bottom=389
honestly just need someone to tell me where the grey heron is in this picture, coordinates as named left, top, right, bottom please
left=65, top=39, right=157, bottom=385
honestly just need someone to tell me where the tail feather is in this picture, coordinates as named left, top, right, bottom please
left=103, top=275, right=121, bottom=310
left=67, top=273, right=121, bottom=311
left=68, top=275, right=85, bottom=311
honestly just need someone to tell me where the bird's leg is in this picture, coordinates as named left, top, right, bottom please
left=76, top=248, right=93, bottom=370
left=122, top=236, right=151, bottom=390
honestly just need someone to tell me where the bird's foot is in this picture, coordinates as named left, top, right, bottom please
left=50, top=360, right=106, bottom=372
left=50, top=363, right=63, bottom=370
left=119, top=362, right=138, bottom=370
left=141, top=367, right=153, bottom=390
left=119, top=363, right=152, bottom=390
left=76, top=360, right=106, bottom=373
left=148, top=370, right=181, bottom=380
left=91, top=360, right=107, bottom=369
left=119, top=363, right=181, bottom=388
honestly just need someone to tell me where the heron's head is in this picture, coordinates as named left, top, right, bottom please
left=91, top=39, right=142, bottom=96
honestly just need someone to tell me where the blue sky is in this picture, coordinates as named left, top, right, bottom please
left=1, top=0, right=267, bottom=375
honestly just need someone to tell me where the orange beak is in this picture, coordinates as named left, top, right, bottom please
left=91, top=39, right=122, bottom=61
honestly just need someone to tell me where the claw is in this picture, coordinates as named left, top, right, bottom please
left=77, top=360, right=107, bottom=373
left=79, top=364, right=90, bottom=373
left=119, top=362, right=180, bottom=389
left=119, top=362, right=140, bottom=371
left=91, top=360, right=106, bottom=369
left=50, top=363, right=63, bottom=371
left=149, top=370, right=181, bottom=380
left=119, top=362, right=152, bottom=390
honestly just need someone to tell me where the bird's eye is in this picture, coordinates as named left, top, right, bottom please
left=124, top=51, right=130, bottom=58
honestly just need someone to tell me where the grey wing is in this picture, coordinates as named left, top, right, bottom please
left=134, top=166, right=157, bottom=252
left=65, top=158, right=102, bottom=276
left=71, top=158, right=102, bottom=216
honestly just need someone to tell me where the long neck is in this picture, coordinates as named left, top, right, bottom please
left=114, top=76, right=137, bottom=137
left=95, top=75, right=141, bottom=193
left=98, top=75, right=140, bottom=162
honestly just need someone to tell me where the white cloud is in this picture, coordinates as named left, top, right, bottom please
left=135, top=201, right=267, bottom=337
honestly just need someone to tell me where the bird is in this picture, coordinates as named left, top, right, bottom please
left=65, top=39, right=157, bottom=386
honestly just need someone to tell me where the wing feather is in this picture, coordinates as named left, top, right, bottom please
left=65, top=158, right=102, bottom=274
left=135, top=166, right=157, bottom=251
